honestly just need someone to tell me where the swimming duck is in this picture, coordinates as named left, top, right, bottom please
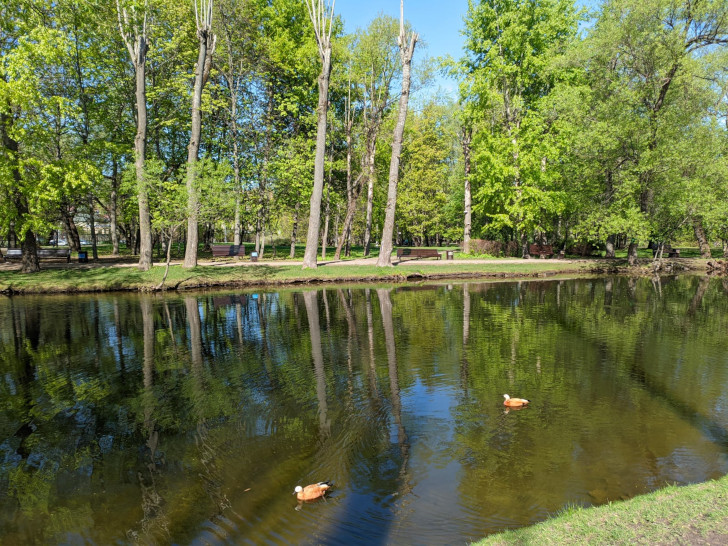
left=503, top=394, right=530, bottom=407
left=294, top=481, right=332, bottom=501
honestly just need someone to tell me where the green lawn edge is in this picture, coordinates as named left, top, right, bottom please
left=0, top=260, right=591, bottom=294
left=475, top=475, right=728, bottom=545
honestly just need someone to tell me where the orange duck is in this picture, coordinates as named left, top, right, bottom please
left=294, top=481, right=332, bottom=501
left=503, top=394, right=530, bottom=407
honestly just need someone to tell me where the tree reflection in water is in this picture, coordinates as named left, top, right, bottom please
left=0, top=277, right=727, bottom=543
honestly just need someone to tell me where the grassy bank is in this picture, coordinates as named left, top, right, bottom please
left=477, top=475, right=728, bottom=545
left=0, top=260, right=589, bottom=294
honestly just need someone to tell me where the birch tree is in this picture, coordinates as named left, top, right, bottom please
left=302, top=0, right=335, bottom=269
left=377, top=0, right=417, bottom=267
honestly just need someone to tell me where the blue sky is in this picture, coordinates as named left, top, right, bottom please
left=335, top=0, right=598, bottom=96
left=336, top=0, right=470, bottom=95
left=336, top=0, right=470, bottom=61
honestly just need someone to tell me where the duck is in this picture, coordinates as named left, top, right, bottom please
left=503, top=394, right=530, bottom=407
left=294, top=481, right=332, bottom=501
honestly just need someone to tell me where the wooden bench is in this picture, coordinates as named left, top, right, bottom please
left=396, top=248, right=442, bottom=260
left=653, top=245, right=680, bottom=258
left=528, top=244, right=554, bottom=258
left=4, top=248, right=71, bottom=262
left=211, top=244, right=245, bottom=258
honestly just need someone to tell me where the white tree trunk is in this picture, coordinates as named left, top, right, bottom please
left=377, top=12, right=417, bottom=267
left=302, top=46, right=332, bottom=268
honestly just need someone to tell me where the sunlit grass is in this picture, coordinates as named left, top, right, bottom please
left=474, top=475, right=728, bottom=545
left=0, top=258, right=586, bottom=294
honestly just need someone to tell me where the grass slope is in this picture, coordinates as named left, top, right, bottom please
left=477, top=476, right=728, bottom=545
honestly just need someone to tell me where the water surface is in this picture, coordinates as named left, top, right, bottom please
left=1, top=276, right=728, bottom=544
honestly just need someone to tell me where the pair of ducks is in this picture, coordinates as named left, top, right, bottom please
left=296, top=395, right=529, bottom=501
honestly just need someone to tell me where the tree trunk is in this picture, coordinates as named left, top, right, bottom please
left=521, top=232, right=530, bottom=259
left=462, top=126, right=472, bottom=254
left=321, top=186, right=330, bottom=260
left=363, top=140, right=376, bottom=257
left=627, top=241, right=638, bottom=266
left=134, top=37, right=153, bottom=271
left=2, top=107, right=39, bottom=272
left=89, top=196, right=98, bottom=261
left=183, top=28, right=215, bottom=268
left=692, top=217, right=712, bottom=258
left=61, top=207, right=81, bottom=252
left=334, top=174, right=365, bottom=260
left=290, top=202, right=300, bottom=258
left=110, top=160, right=120, bottom=255
left=255, top=87, right=274, bottom=254
left=605, top=234, right=615, bottom=258
left=302, top=45, right=332, bottom=269
left=377, top=21, right=417, bottom=267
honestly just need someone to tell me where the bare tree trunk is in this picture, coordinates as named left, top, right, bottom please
left=110, top=159, right=120, bottom=255
left=183, top=9, right=216, bottom=268
left=322, top=187, right=330, bottom=260
left=116, top=1, right=152, bottom=270
left=462, top=126, right=472, bottom=254
left=627, top=240, right=638, bottom=266
left=363, top=138, right=376, bottom=257
left=302, top=52, right=332, bottom=268
left=605, top=234, right=615, bottom=258
left=334, top=174, right=364, bottom=260
left=134, top=38, right=152, bottom=271
left=692, top=217, right=712, bottom=258
left=302, top=0, right=335, bottom=269
left=377, top=4, right=417, bottom=267
left=255, top=87, right=274, bottom=254
left=290, top=202, right=300, bottom=258
left=155, top=231, right=174, bottom=291
left=89, top=196, right=98, bottom=261
left=61, top=206, right=81, bottom=252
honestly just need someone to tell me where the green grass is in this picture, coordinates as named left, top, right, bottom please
left=475, top=475, right=728, bottom=545
left=0, top=258, right=586, bottom=294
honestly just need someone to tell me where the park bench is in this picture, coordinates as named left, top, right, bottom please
left=4, top=248, right=71, bottom=263
left=211, top=244, right=245, bottom=258
left=528, top=244, right=554, bottom=258
left=653, top=245, right=680, bottom=258
left=396, top=248, right=442, bottom=260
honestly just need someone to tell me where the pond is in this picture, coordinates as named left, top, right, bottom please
left=1, top=276, right=728, bottom=544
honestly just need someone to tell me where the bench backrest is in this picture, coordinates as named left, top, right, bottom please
left=212, top=244, right=244, bottom=256
left=37, top=249, right=70, bottom=257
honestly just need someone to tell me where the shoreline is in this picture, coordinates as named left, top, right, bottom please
left=0, top=256, right=713, bottom=295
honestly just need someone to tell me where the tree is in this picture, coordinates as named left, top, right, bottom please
left=352, top=16, right=401, bottom=257
left=302, top=0, right=335, bottom=269
left=561, top=0, right=728, bottom=260
left=183, top=0, right=216, bottom=268
left=116, top=0, right=154, bottom=271
left=460, top=0, right=578, bottom=257
left=377, top=1, right=417, bottom=267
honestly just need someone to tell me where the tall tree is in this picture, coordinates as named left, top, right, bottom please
left=302, top=0, right=335, bottom=269
left=461, top=0, right=578, bottom=257
left=116, top=0, right=153, bottom=271
left=377, top=1, right=417, bottom=267
left=183, top=0, right=216, bottom=268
